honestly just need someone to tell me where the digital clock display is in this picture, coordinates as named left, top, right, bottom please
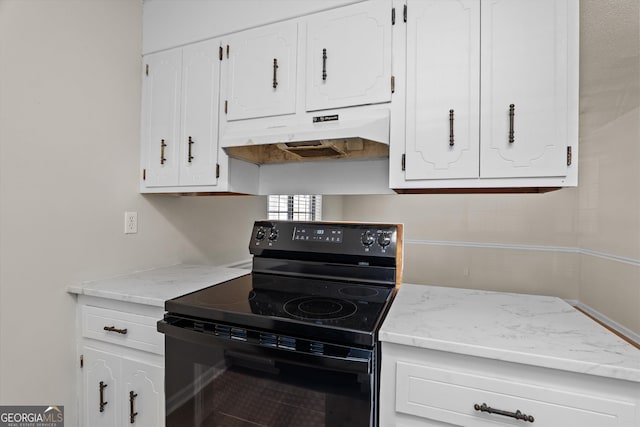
left=293, top=226, right=342, bottom=243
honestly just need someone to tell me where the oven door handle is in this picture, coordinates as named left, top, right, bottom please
left=158, top=319, right=372, bottom=375
left=224, top=350, right=280, bottom=375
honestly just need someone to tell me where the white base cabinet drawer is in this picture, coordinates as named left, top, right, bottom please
left=82, top=305, right=164, bottom=355
left=380, top=343, right=640, bottom=427
left=396, top=361, right=636, bottom=427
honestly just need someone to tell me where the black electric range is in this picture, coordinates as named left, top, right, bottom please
left=165, top=272, right=395, bottom=348
left=158, top=220, right=402, bottom=427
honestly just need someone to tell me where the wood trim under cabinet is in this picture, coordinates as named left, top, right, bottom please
left=393, top=187, right=561, bottom=194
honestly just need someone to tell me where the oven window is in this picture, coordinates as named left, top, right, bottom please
left=165, top=336, right=373, bottom=427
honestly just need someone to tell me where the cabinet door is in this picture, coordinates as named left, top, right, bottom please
left=305, top=0, right=392, bottom=112
left=83, top=347, right=120, bottom=427
left=405, top=0, right=480, bottom=180
left=223, top=22, right=297, bottom=121
left=480, top=0, right=569, bottom=178
left=179, top=39, right=220, bottom=186
left=141, top=49, right=182, bottom=187
left=121, top=358, right=164, bottom=427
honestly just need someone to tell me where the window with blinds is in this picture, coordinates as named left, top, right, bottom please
left=267, top=195, right=322, bottom=221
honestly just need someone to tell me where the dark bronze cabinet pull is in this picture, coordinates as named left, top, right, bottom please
left=103, top=325, right=128, bottom=335
left=449, top=109, right=455, bottom=146
left=188, top=136, right=195, bottom=163
left=322, top=48, right=327, bottom=81
left=160, top=139, right=167, bottom=165
left=273, top=58, right=278, bottom=89
left=474, top=403, right=534, bottom=423
left=129, top=391, right=138, bottom=423
left=509, top=104, right=515, bottom=143
left=99, top=381, right=108, bottom=413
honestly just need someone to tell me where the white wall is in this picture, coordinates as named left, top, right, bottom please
left=0, top=1, right=266, bottom=425
left=576, top=0, right=640, bottom=333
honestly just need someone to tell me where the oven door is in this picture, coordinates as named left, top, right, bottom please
left=159, top=317, right=376, bottom=427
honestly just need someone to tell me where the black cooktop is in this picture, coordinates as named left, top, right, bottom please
left=165, top=273, right=395, bottom=347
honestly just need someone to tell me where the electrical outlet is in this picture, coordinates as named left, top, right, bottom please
left=124, top=211, right=138, bottom=234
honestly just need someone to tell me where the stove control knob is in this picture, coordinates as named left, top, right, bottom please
left=377, top=232, right=392, bottom=248
left=255, top=227, right=266, bottom=241
left=361, top=231, right=375, bottom=247
left=268, top=228, right=279, bottom=241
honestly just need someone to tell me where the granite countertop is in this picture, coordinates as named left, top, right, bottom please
left=380, top=283, right=640, bottom=383
left=68, top=264, right=250, bottom=307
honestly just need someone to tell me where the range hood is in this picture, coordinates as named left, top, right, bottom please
left=221, top=109, right=390, bottom=165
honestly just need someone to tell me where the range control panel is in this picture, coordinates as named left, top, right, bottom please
left=250, top=220, right=400, bottom=258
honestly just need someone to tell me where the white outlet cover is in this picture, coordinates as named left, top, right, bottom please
left=124, top=211, right=138, bottom=234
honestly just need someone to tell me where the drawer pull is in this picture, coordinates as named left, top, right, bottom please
left=508, top=104, right=515, bottom=143
left=160, top=139, right=167, bottom=165
left=474, top=403, right=534, bottom=423
left=99, top=381, right=108, bottom=413
left=322, top=48, right=327, bottom=81
left=449, top=109, right=455, bottom=146
left=129, top=391, right=138, bottom=423
left=188, top=136, right=195, bottom=163
left=273, top=58, right=279, bottom=89
left=103, top=325, right=128, bottom=335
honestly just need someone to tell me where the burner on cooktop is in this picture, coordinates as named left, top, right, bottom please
left=339, top=286, right=380, bottom=298
left=284, top=297, right=357, bottom=320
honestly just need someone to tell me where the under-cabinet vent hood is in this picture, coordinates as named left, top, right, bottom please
left=222, top=109, right=390, bottom=165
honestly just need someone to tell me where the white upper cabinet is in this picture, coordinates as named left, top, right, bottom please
left=222, top=21, right=297, bottom=121
left=480, top=0, right=570, bottom=178
left=141, top=48, right=182, bottom=188
left=305, top=0, right=393, bottom=112
left=404, top=0, right=480, bottom=180
left=394, top=0, right=578, bottom=190
left=141, top=39, right=221, bottom=190
left=178, top=40, right=221, bottom=186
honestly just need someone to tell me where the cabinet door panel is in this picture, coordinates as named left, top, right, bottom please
left=480, top=0, right=569, bottom=178
left=305, top=0, right=392, bottom=111
left=83, top=347, right=120, bottom=427
left=122, top=358, right=164, bottom=427
left=405, top=0, right=480, bottom=180
left=224, top=22, right=297, bottom=121
left=179, top=40, right=220, bottom=186
left=142, top=49, right=182, bottom=187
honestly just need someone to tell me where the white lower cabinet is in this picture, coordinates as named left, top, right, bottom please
left=77, top=296, right=165, bottom=427
left=381, top=343, right=640, bottom=427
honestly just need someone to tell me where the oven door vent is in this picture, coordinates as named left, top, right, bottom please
left=310, top=342, right=325, bottom=355
left=278, top=335, right=297, bottom=351
left=259, top=333, right=278, bottom=348
left=230, top=327, right=248, bottom=342
left=214, top=324, right=231, bottom=338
